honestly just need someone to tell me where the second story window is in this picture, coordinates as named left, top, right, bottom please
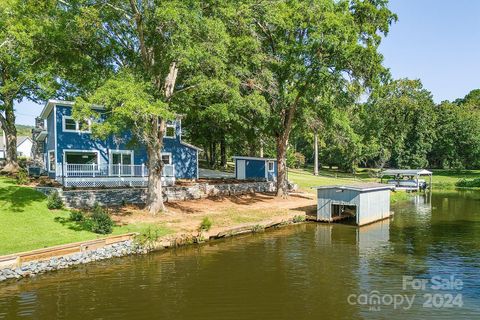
left=63, top=116, right=91, bottom=133
left=64, top=118, right=77, bottom=131
left=165, top=123, right=176, bottom=138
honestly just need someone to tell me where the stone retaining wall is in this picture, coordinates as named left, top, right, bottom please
left=36, top=181, right=277, bottom=208
left=0, top=240, right=140, bottom=282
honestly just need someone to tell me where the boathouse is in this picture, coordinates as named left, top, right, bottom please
left=380, top=169, right=433, bottom=191
left=233, top=156, right=277, bottom=181
left=312, top=184, right=392, bottom=226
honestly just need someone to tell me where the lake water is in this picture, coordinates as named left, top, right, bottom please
left=1, top=191, right=480, bottom=319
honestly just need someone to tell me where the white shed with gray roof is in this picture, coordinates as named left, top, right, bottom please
left=312, top=184, right=393, bottom=226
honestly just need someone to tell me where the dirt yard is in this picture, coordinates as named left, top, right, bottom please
left=112, top=192, right=317, bottom=235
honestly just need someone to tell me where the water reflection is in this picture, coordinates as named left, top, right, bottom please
left=1, top=191, right=480, bottom=319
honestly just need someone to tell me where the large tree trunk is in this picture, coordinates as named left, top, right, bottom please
left=275, top=102, right=298, bottom=197
left=220, top=135, right=227, bottom=169
left=209, top=141, right=217, bottom=168
left=146, top=145, right=165, bottom=214
left=0, top=99, right=19, bottom=173
left=248, top=142, right=256, bottom=157
left=276, top=135, right=288, bottom=197
left=313, top=129, right=319, bottom=176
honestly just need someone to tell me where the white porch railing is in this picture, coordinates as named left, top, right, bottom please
left=55, top=163, right=176, bottom=188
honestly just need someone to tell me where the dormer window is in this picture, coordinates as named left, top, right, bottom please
left=165, top=123, right=176, bottom=138
left=63, top=116, right=91, bottom=133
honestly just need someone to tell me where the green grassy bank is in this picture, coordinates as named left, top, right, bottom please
left=0, top=176, right=171, bottom=255
left=1, top=167, right=478, bottom=255
left=287, top=167, right=480, bottom=191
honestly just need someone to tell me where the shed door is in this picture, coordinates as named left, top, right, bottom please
left=237, top=160, right=246, bottom=179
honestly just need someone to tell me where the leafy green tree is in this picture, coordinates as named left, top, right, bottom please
left=362, top=79, right=436, bottom=169
left=454, top=89, right=480, bottom=106
left=429, top=102, right=480, bottom=169
left=238, top=0, right=396, bottom=195
left=0, top=0, right=60, bottom=171
left=73, top=0, right=231, bottom=214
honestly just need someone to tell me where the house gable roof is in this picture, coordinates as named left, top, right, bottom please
left=17, top=136, right=32, bottom=147
left=39, top=99, right=105, bottom=119
left=232, top=156, right=277, bottom=162
left=0, top=136, right=31, bottom=150
left=180, top=141, right=203, bottom=152
left=39, top=100, right=75, bottom=119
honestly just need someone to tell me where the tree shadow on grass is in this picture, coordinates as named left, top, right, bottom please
left=53, top=216, right=90, bottom=232
left=0, top=185, right=46, bottom=212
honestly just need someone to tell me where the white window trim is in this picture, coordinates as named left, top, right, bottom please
left=164, top=123, right=176, bottom=139
left=48, top=150, right=55, bottom=172
left=62, top=116, right=91, bottom=133
left=63, top=149, right=100, bottom=166
left=161, top=152, right=172, bottom=165
left=108, top=149, right=134, bottom=166
left=267, top=161, right=275, bottom=172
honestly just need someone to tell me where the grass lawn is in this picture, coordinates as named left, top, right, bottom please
left=0, top=176, right=171, bottom=255
left=430, top=169, right=480, bottom=189
left=288, top=167, right=480, bottom=191
left=287, top=167, right=480, bottom=203
left=287, top=168, right=374, bottom=192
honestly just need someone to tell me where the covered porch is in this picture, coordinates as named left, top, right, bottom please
left=54, top=150, right=175, bottom=188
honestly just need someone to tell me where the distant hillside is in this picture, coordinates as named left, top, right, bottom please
left=0, top=124, right=34, bottom=137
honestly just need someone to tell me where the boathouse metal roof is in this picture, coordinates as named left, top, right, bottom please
left=232, top=156, right=277, bottom=161
left=380, top=169, right=432, bottom=176
left=311, top=183, right=393, bottom=193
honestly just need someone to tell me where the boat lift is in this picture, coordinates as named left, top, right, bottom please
left=380, top=169, right=433, bottom=191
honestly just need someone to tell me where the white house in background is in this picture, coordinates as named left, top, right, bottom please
left=0, top=133, right=33, bottom=159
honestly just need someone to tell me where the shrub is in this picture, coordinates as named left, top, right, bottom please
left=17, top=157, right=28, bottom=169
left=286, top=150, right=306, bottom=169
left=16, top=169, right=29, bottom=185
left=135, top=227, right=160, bottom=251
left=198, top=217, right=212, bottom=232
left=47, top=191, right=64, bottom=210
left=89, top=204, right=114, bottom=234
left=69, top=210, right=85, bottom=222
left=456, top=178, right=480, bottom=188
left=293, top=215, right=306, bottom=223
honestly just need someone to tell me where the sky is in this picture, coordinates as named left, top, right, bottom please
left=11, top=0, right=480, bottom=126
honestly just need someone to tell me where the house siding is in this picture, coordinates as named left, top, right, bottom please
left=235, top=158, right=277, bottom=181
left=44, top=104, right=198, bottom=180
left=55, top=105, right=109, bottom=165
left=245, top=159, right=265, bottom=179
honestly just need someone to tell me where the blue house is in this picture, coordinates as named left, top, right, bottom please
left=34, top=100, right=202, bottom=187
left=233, top=156, right=277, bottom=182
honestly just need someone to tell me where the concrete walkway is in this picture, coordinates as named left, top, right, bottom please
left=199, top=168, right=235, bottom=179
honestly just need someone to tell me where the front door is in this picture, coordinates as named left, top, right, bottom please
left=237, top=160, right=246, bottom=179
left=111, top=152, right=132, bottom=175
